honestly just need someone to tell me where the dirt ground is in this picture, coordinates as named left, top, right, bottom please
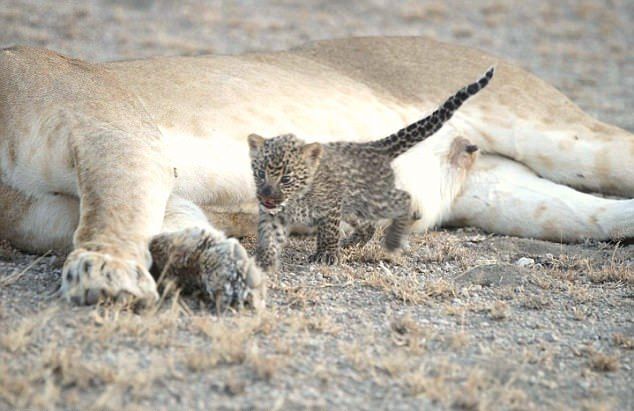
left=0, top=1, right=632, bottom=410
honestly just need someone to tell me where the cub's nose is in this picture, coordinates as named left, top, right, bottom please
left=260, top=185, right=273, bottom=197
left=465, top=144, right=478, bottom=154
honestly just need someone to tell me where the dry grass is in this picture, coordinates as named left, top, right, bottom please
left=0, top=306, right=57, bottom=352
left=247, top=343, right=287, bottom=381
left=355, top=262, right=427, bottom=304
left=489, top=301, right=510, bottom=320
left=280, top=284, right=321, bottom=309
left=521, top=294, right=551, bottom=310
left=190, top=316, right=257, bottom=363
left=83, top=294, right=185, bottom=347
left=340, top=235, right=404, bottom=265
left=390, top=314, right=422, bottom=338
left=403, top=370, right=449, bottom=402
left=400, top=3, right=448, bottom=22
left=0, top=342, right=171, bottom=410
left=447, top=331, right=471, bottom=350
left=587, top=350, right=620, bottom=373
left=544, top=251, right=633, bottom=285
left=336, top=261, right=458, bottom=305
left=285, top=312, right=341, bottom=335
left=587, top=261, right=633, bottom=285
left=612, top=333, right=634, bottom=350
left=0, top=250, right=50, bottom=287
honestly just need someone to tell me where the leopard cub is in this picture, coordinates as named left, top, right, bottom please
left=248, top=68, right=494, bottom=271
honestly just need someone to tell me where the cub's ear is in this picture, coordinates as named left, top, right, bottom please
left=301, top=142, right=323, bottom=165
left=247, top=133, right=265, bottom=155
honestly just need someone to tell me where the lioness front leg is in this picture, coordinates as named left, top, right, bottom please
left=150, top=196, right=266, bottom=311
left=61, top=127, right=173, bottom=306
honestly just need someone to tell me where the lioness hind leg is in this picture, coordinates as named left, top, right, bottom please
left=0, top=182, right=77, bottom=254
left=61, top=127, right=174, bottom=306
left=150, top=196, right=265, bottom=312
left=448, top=155, right=634, bottom=242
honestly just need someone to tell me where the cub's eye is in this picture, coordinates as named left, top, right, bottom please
left=257, top=170, right=265, bottom=179
left=280, top=175, right=291, bottom=184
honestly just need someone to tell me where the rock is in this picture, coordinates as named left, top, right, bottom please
left=454, top=263, right=532, bottom=288
left=515, top=257, right=535, bottom=267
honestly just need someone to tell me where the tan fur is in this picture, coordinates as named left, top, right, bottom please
left=0, top=37, right=631, bottom=305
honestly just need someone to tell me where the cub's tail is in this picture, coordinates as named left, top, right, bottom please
left=370, top=67, right=494, bottom=158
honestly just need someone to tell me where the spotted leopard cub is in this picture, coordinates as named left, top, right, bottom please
left=248, top=68, right=494, bottom=270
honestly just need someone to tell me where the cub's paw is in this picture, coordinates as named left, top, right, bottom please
left=308, top=250, right=340, bottom=265
left=202, top=237, right=266, bottom=312
left=152, top=228, right=266, bottom=312
left=61, top=249, right=159, bottom=306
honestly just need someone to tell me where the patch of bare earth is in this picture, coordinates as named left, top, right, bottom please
left=1, top=229, right=632, bottom=410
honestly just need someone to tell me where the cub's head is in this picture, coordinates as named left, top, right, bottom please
left=247, top=133, right=323, bottom=213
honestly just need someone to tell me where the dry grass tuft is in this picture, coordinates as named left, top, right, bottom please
left=423, top=278, right=456, bottom=300
left=440, top=330, right=471, bottom=350
left=224, top=375, right=246, bottom=396
left=587, top=262, right=633, bottom=285
left=280, top=285, right=321, bottom=309
left=390, top=314, right=422, bottom=338
left=247, top=343, right=287, bottom=381
left=285, top=312, right=341, bottom=335
left=418, top=233, right=469, bottom=269
left=341, top=236, right=404, bottom=264
left=489, top=301, right=510, bottom=320
left=188, top=315, right=262, bottom=367
left=84, top=294, right=185, bottom=347
left=401, top=364, right=452, bottom=403
left=612, top=333, right=634, bottom=350
left=544, top=250, right=633, bottom=285
left=588, top=351, right=619, bottom=372
left=521, top=295, right=550, bottom=310
left=360, top=262, right=426, bottom=304
left=400, top=3, right=448, bottom=22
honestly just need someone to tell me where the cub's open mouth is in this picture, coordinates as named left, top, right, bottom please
left=259, top=198, right=279, bottom=209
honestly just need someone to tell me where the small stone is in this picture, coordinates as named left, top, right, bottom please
left=516, top=257, right=535, bottom=267
left=543, top=332, right=558, bottom=342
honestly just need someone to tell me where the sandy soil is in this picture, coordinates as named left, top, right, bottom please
left=0, top=1, right=632, bottom=410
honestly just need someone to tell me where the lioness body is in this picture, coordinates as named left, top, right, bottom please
left=0, top=37, right=632, bottom=304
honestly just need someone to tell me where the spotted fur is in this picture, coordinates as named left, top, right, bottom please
left=248, top=68, right=494, bottom=270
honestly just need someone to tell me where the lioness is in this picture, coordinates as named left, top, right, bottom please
left=0, top=37, right=632, bottom=307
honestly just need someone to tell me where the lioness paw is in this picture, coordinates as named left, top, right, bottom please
left=61, top=249, right=159, bottom=306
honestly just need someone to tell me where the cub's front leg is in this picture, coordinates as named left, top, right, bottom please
left=256, top=211, right=288, bottom=272
left=309, top=210, right=342, bottom=265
